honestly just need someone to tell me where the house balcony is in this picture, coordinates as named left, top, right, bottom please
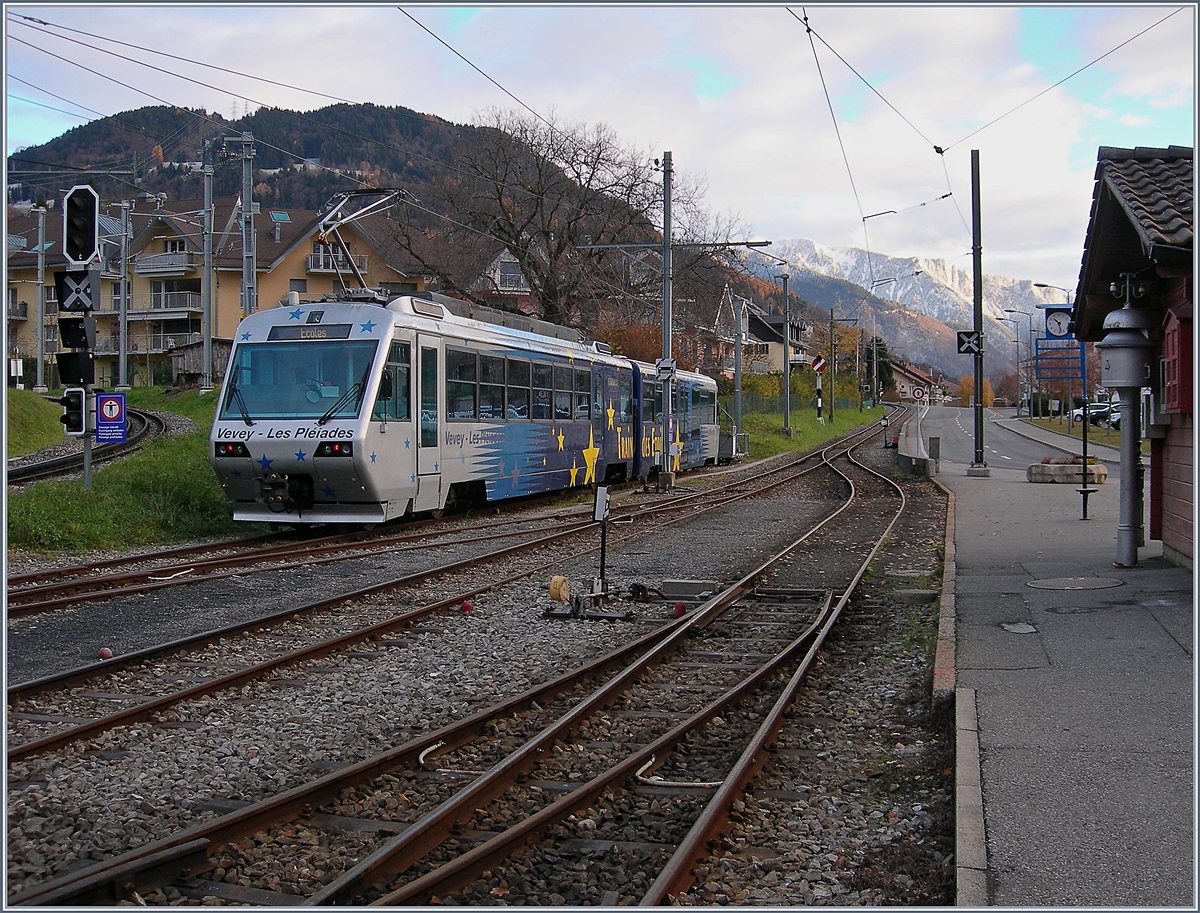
left=8, top=302, right=28, bottom=320
left=100, top=292, right=204, bottom=320
left=135, top=251, right=200, bottom=276
left=306, top=253, right=368, bottom=274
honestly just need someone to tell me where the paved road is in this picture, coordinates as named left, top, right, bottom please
left=918, top=406, right=1119, bottom=474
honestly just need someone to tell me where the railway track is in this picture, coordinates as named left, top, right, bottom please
left=7, top=417, right=914, bottom=906
left=6, top=408, right=165, bottom=484
left=6, top=417, right=886, bottom=751
left=6, top=409, right=904, bottom=622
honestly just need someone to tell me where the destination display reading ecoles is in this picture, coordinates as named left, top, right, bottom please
left=267, top=324, right=353, bottom=340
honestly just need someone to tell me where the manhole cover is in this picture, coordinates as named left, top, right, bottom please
left=1027, top=577, right=1124, bottom=590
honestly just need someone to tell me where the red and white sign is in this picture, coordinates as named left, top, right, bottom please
left=811, top=356, right=827, bottom=373
left=912, top=386, right=926, bottom=400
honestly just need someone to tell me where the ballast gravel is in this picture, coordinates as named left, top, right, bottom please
left=6, top=445, right=954, bottom=904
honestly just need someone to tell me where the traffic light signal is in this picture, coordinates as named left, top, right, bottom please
left=58, top=387, right=87, bottom=436
left=63, top=185, right=99, bottom=267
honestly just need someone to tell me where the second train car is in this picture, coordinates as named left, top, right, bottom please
left=210, top=292, right=719, bottom=524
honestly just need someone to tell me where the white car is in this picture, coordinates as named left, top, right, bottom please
left=1071, top=403, right=1114, bottom=424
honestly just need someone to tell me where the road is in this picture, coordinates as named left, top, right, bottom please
left=915, top=405, right=1118, bottom=476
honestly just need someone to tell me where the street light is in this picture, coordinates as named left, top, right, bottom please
left=1003, top=308, right=1034, bottom=416
left=754, top=249, right=797, bottom=436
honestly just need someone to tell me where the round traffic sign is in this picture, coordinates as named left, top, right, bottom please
left=912, top=386, right=925, bottom=400
left=98, top=394, right=124, bottom=422
left=811, top=356, right=827, bottom=373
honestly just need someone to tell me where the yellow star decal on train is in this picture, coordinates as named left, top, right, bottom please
left=569, top=459, right=579, bottom=486
left=582, top=428, right=600, bottom=485
left=606, top=402, right=616, bottom=429
left=556, top=428, right=565, bottom=451
left=672, top=425, right=683, bottom=472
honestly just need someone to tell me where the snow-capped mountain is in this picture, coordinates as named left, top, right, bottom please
left=744, top=239, right=1071, bottom=378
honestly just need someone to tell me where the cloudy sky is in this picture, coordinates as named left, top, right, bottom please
left=5, top=3, right=1195, bottom=291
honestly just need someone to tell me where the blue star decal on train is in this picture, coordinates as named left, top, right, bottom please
left=360, top=319, right=377, bottom=333
left=289, top=308, right=303, bottom=320
left=241, top=331, right=252, bottom=341
left=410, top=473, right=416, bottom=483
left=370, top=453, right=377, bottom=463
left=231, top=469, right=242, bottom=478
left=404, top=438, right=411, bottom=449
left=257, top=455, right=273, bottom=471
left=322, top=485, right=336, bottom=498
left=294, top=449, right=307, bottom=462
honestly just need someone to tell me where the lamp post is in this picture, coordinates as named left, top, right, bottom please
left=1007, top=306, right=1039, bottom=417
left=998, top=315, right=1018, bottom=411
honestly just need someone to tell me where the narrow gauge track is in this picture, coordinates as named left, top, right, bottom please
left=7, top=443, right=836, bottom=618
left=7, top=418, right=906, bottom=907
left=6, top=415, right=893, bottom=755
left=6, top=407, right=904, bottom=621
left=6, top=409, right=164, bottom=484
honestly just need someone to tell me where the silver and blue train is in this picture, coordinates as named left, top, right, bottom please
left=210, top=292, right=720, bottom=524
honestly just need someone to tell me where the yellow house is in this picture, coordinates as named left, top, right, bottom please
left=6, top=194, right=426, bottom=389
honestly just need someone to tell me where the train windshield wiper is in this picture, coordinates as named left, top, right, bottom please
left=226, top=375, right=254, bottom=427
left=317, top=361, right=373, bottom=426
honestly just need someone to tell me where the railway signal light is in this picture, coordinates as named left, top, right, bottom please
left=58, top=387, right=87, bottom=436
left=63, top=185, right=100, bottom=267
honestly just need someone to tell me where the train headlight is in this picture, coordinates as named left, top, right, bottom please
left=214, top=442, right=250, bottom=458
left=315, top=441, right=353, bottom=457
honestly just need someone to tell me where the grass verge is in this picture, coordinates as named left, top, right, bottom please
left=6, top=388, right=67, bottom=458
left=7, top=388, right=266, bottom=554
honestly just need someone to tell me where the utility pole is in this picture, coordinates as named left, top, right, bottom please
left=968, top=149, right=989, bottom=476
left=34, top=205, right=47, bottom=391
left=660, top=150, right=674, bottom=478
left=230, top=132, right=258, bottom=317
left=829, top=307, right=836, bottom=421
left=201, top=141, right=215, bottom=392
left=780, top=271, right=791, bottom=434
left=117, top=200, right=130, bottom=390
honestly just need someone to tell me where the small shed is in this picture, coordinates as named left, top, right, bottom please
left=170, top=337, right=233, bottom=388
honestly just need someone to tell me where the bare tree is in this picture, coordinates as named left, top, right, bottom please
left=386, top=108, right=751, bottom=329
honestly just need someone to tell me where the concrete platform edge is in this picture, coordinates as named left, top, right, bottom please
left=931, top=478, right=989, bottom=906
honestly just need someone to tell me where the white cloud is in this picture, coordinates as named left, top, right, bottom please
left=4, top=3, right=1194, bottom=293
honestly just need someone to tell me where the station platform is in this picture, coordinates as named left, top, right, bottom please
left=933, top=422, right=1194, bottom=906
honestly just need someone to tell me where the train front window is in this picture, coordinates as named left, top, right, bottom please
left=220, top=340, right=379, bottom=421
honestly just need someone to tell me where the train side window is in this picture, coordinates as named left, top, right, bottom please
left=552, top=365, right=573, bottom=420
left=373, top=341, right=411, bottom=421
left=446, top=349, right=477, bottom=420
left=479, top=354, right=505, bottom=420
left=618, top=373, right=633, bottom=424
left=507, top=359, right=530, bottom=419
left=532, top=363, right=553, bottom=420
left=574, top=369, right=590, bottom=421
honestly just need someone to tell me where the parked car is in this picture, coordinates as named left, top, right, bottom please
left=1109, top=410, right=1121, bottom=431
left=1071, top=402, right=1114, bottom=424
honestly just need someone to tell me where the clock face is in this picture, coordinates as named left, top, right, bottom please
left=1046, top=311, right=1071, bottom=337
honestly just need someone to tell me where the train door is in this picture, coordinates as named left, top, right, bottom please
left=416, top=334, right=443, bottom=511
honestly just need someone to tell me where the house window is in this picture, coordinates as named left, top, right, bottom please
left=164, top=238, right=186, bottom=253
left=110, top=280, right=128, bottom=311
left=289, top=279, right=307, bottom=293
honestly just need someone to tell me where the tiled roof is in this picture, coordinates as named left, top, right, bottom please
left=1096, top=145, right=1193, bottom=252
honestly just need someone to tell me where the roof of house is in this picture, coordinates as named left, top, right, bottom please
left=1074, top=145, right=1193, bottom=339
